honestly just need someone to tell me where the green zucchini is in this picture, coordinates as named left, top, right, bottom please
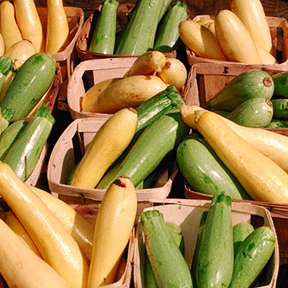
left=0, top=119, right=27, bottom=161
left=136, top=85, right=185, bottom=133
left=88, top=0, right=119, bottom=54
left=196, top=193, right=234, bottom=288
left=233, top=222, right=254, bottom=257
left=272, top=71, right=288, bottom=98
left=207, top=69, right=275, bottom=111
left=271, top=98, right=288, bottom=120
left=145, top=220, right=184, bottom=288
left=266, top=119, right=288, bottom=128
left=229, top=226, right=275, bottom=288
left=158, top=0, right=172, bottom=21
left=116, top=0, right=163, bottom=55
left=191, top=210, right=208, bottom=285
left=0, top=56, right=13, bottom=97
left=154, top=1, right=187, bottom=53
left=0, top=107, right=14, bottom=133
left=0, top=53, right=56, bottom=121
left=176, top=132, right=251, bottom=200
left=141, top=210, right=193, bottom=288
left=97, top=109, right=189, bottom=189
left=227, top=97, right=274, bottom=127
left=3, top=105, right=55, bottom=181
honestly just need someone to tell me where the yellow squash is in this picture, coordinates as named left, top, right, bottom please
left=71, top=107, right=138, bottom=188
left=83, top=75, right=167, bottom=114
left=13, top=0, right=45, bottom=52
left=180, top=103, right=288, bottom=177
left=0, top=218, right=71, bottom=288
left=0, top=162, right=89, bottom=288
left=214, top=9, right=262, bottom=63
left=156, top=58, right=187, bottom=90
left=0, top=1, right=23, bottom=52
left=0, top=33, right=5, bottom=56
left=178, top=19, right=227, bottom=61
left=29, top=185, right=94, bottom=261
left=81, top=77, right=122, bottom=111
left=4, top=210, right=42, bottom=257
left=46, top=0, right=70, bottom=53
left=229, top=0, right=272, bottom=53
left=191, top=110, right=288, bottom=203
left=88, top=176, right=137, bottom=287
left=123, top=51, right=167, bottom=77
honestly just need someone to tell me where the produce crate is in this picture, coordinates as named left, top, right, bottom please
left=37, top=6, right=85, bottom=81
left=46, top=117, right=178, bottom=213
left=186, top=15, right=288, bottom=69
left=76, top=3, right=179, bottom=61
left=67, top=57, right=137, bottom=120
left=133, top=198, right=279, bottom=288
left=0, top=202, right=134, bottom=288
left=181, top=62, right=288, bottom=206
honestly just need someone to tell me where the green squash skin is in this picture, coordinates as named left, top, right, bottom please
left=228, top=97, right=274, bottom=127
left=207, top=69, right=275, bottom=111
left=271, top=98, right=288, bottom=120
left=176, top=133, right=251, bottom=200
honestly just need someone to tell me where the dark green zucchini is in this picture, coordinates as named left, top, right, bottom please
left=272, top=71, right=288, bottom=98
left=271, top=98, right=288, bottom=120
left=233, top=222, right=254, bottom=257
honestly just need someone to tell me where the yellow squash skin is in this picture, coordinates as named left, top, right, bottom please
left=83, top=75, right=167, bottom=114
left=13, top=0, right=45, bottom=52
left=181, top=107, right=288, bottom=203
left=123, top=51, right=167, bottom=77
left=71, top=107, right=138, bottom=188
left=46, top=0, right=70, bottom=53
left=214, top=9, right=262, bottom=63
left=81, top=77, right=122, bottom=111
left=229, top=0, right=272, bottom=53
left=180, top=103, right=288, bottom=173
left=156, top=58, right=187, bottom=90
left=255, top=42, right=277, bottom=64
left=178, top=19, right=227, bottom=61
left=0, top=163, right=89, bottom=288
left=88, top=176, right=137, bottom=287
left=29, top=185, right=94, bottom=261
left=0, top=1, right=23, bottom=52
left=4, top=210, right=42, bottom=257
left=0, top=33, right=5, bottom=56
left=0, top=219, right=71, bottom=288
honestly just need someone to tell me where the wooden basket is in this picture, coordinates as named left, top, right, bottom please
left=37, top=6, right=84, bottom=81
left=76, top=3, right=178, bottom=61
left=67, top=57, right=137, bottom=120
left=133, top=198, right=280, bottom=288
left=0, top=202, right=134, bottom=288
left=186, top=15, right=288, bottom=69
left=46, top=117, right=178, bottom=212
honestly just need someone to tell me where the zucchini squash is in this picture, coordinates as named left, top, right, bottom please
left=196, top=193, right=234, bottom=288
left=3, top=105, right=55, bottom=181
left=0, top=53, right=56, bottom=121
left=233, top=222, right=254, bottom=257
left=230, top=226, right=275, bottom=288
left=141, top=209, right=193, bottom=288
left=207, top=69, right=274, bottom=111
left=189, top=109, right=288, bottom=203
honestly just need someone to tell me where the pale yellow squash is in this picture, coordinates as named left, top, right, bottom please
left=88, top=176, right=137, bottom=287
left=13, top=0, right=45, bottom=52
left=215, top=9, right=262, bottom=63
left=46, top=0, right=70, bottom=53
left=0, top=1, right=23, bottom=52
left=0, top=163, right=89, bottom=288
left=0, top=33, right=5, bottom=56
left=0, top=219, right=71, bottom=288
